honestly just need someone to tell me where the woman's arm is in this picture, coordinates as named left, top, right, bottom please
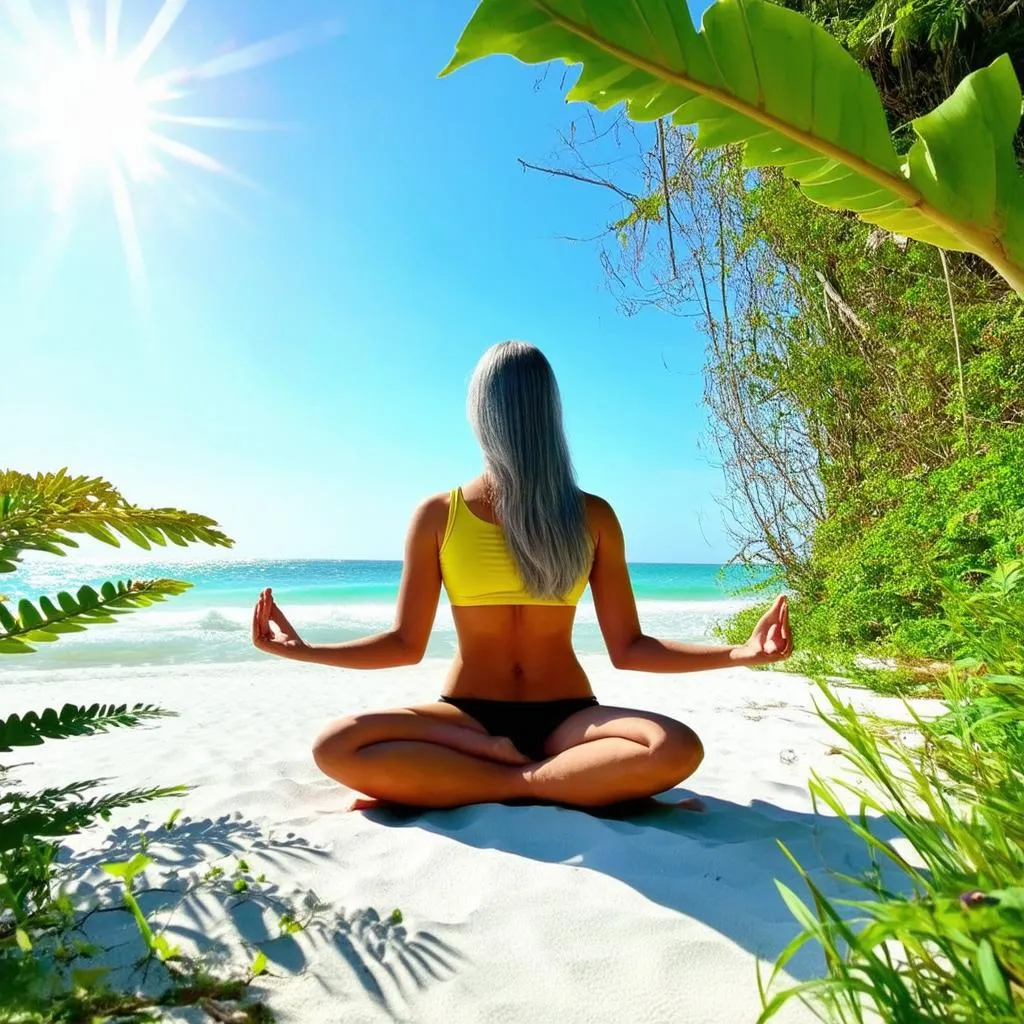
left=252, top=496, right=445, bottom=669
left=588, top=497, right=791, bottom=673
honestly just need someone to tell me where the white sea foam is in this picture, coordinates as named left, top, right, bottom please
left=0, top=597, right=758, bottom=674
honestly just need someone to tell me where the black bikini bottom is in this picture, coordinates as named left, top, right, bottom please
left=439, top=695, right=599, bottom=761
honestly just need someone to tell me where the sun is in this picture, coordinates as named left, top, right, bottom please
left=37, top=54, right=157, bottom=207
left=0, top=0, right=334, bottom=296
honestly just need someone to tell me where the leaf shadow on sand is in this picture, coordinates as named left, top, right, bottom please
left=64, top=811, right=462, bottom=1013
left=360, top=790, right=907, bottom=982
left=313, top=906, right=465, bottom=1013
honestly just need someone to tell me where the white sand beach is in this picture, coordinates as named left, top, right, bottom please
left=1, top=656, right=922, bottom=1023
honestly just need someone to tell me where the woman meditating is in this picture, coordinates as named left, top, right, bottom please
left=252, top=341, right=791, bottom=811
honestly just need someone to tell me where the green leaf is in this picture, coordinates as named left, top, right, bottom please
left=0, top=603, right=16, bottom=630
left=775, top=880, right=821, bottom=934
left=443, top=0, right=1024, bottom=294
left=101, top=853, right=153, bottom=883
left=71, top=966, right=111, bottom=991
left=987, top=887, right=1024, bottom=910
left=976, top=939, right=1011, bottom=1005
left=251, top=950, right=268, bottom=976
left=77, top=521, right=120, bottom=546
left=16, top=599, right=44, bottom=628
left=152, top=934, right=180, bottom=961
left=22, top=629, right=59, bottom=644
left=0, top=637, right=34, bottom=655
left=0, top=579, right=192, bottom=652
left=15, top=928, right=32, bottom=952
left=0, top=702, right=175, bottom=751
left=0, top=468, right=234, bottom=566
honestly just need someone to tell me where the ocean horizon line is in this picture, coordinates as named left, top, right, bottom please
left=18, top=555, right=742, bottom=569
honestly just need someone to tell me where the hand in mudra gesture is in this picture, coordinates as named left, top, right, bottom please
left=740, top=594, right=792, bottom=666
left=252, top=587, right=307, bottom=656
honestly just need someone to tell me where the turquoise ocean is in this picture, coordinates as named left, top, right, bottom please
left=3, top=560, right=760, bottom=672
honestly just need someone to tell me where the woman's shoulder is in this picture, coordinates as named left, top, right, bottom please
left=407, top=491, right=454, bottom=532
left=581, top=492, right=617, bottom=526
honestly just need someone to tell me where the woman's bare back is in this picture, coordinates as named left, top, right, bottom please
left=435, top=478, right=593, bottom=700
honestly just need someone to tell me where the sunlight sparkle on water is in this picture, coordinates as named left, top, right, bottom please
left=0, top=0, right=332, bottom=294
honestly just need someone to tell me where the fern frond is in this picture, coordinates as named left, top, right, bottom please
left=0, top=468, right=233, bottom=570
left=0, top=703, right=175, bottom=749
left=0, top=783, right=188, bottom=851
left=0, top=579, right=192, bottom=654
left=0, top=779, right=104, bottom=805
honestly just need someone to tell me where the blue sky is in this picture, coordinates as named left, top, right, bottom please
left=0, top=0, right=730, bottom=564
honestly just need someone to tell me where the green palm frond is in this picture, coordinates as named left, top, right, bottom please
left=0, top=703, right=175, bottom=751
left=0, top=578, right=192, bottom=654
left=0, top=468, right=233, bottom=571
left=0, top=783, right=188, bottom=852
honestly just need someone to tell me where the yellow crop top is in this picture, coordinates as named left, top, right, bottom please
left=439, top=488, right=591, bottom=607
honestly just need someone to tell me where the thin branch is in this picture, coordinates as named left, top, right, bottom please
left=517, top=158, right=639, bottom=202
left=657, top=118, right=678, bottom=279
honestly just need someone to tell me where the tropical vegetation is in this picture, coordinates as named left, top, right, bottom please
left=0, top=471, right=276, bottom=1021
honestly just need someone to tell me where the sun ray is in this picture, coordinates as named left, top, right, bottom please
left=104, top=0, right=121, bottom=57
left=0, top=2, right=339, bottom=295
left=150, top=133, right=258, bottom=191
left=107, top=160, right=147, bottom=301
left=151, top=20, right=340, bottom=90
left=3, top=0, right=58, bottom=59
left=68, top=0, right=95, bottom=59
left=125, top=0, right=187, bottom=77
left=151, top=113, right=292, bottom=132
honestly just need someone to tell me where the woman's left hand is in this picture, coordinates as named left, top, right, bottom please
left=737, top=594, right=792, bottom=666
left=252, top=587, right=308, bottom=657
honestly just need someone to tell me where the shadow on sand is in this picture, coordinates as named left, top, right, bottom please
left=360, top=789, right=905, bottom=982
left=66, top=811, right=464, bottom=1016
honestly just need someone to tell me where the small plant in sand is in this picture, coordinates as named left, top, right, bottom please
left=0, top=469, right=277, bottom=1020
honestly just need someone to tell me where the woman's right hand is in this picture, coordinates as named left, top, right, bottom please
left=252, top=587, right=308, bottom=658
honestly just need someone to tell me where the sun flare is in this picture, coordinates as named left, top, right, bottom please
left=0, top=0, right=332, bottom=294
left=37, top=54, right=156, bottom=205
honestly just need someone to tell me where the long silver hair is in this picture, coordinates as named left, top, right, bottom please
left=467, top=341, right=592, bottom=599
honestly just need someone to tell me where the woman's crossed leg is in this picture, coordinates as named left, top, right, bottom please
left=312, top=702, right=703, bottom=811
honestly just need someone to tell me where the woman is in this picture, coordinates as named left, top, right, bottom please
left=252, top=341, right=791, bottom=811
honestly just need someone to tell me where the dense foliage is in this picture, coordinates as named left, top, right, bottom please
left=777, top=0, right=1024, bottom=158
left=0, top=471, right=275, bottom=1022
left=714, top=168, right=1024, bottom=659
left=760, top=562, right=1024, bottom=1023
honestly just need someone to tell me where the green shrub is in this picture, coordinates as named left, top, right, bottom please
left=0, top=470, right=272, bottom=1020
left=760, top=562, right=1024, bottom=1022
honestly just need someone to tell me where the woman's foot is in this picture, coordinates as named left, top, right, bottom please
left=349, top=794, right=386, bottom=812
left=487, top=736, right=532, bottom=765
left=580, top=794, right=707, bottom=818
